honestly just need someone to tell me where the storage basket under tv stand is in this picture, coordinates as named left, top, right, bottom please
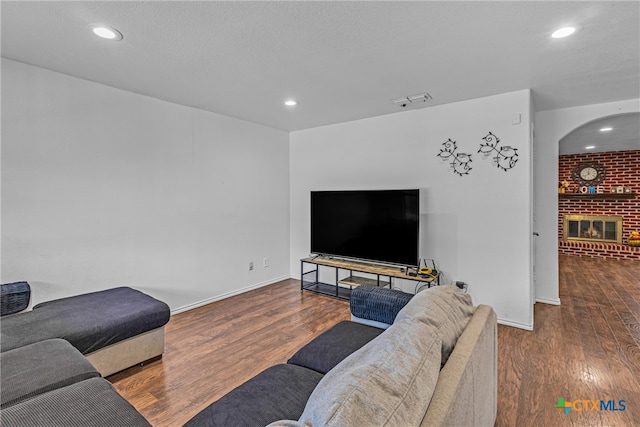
left=300, top=257, right=440, bottom=299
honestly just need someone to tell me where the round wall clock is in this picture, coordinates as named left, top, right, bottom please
left=571, top=161, right=606, bottom=186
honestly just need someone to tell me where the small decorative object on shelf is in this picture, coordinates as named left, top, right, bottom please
left=628, top=231, right=640, bottom=247
left=558, top=180, right=570, bottom=193
left=437, top=138, right=472, bottom=176
left=477, top=131, right=518, bottom=171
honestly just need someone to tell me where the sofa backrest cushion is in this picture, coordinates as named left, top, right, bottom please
left=293, top=318, right=442, bottom=427
left=0, top=377, right=152, bottom=427
left=395, top=285, right=474, bottom=366
left=0, top=338, right=100, bottom=408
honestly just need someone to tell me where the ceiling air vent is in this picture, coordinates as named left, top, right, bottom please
left=391, top=92, right=433, bottom=108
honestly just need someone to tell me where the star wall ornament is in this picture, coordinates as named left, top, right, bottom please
left=437, top=138, right=473, bottom=176
left=477, top=131, right=518, bottom=171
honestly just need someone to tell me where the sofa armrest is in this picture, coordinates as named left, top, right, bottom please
left=350, top=286, right=413, bottom=327
left=421, top=304, right=497, bottom=427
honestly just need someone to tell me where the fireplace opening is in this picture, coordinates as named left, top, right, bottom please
left=563, top=215, right=623, bottom=244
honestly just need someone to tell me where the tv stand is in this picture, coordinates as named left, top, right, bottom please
left=300, top=257, right=440, bottom=299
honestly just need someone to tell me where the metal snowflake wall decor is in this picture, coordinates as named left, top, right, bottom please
left=437, top=139, right=473, bottom=176
left=477, top=131, right=518, bottom=171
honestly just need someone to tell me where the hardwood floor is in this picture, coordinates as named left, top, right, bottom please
left=109, top=281, right=351, bottom=426
left=109, top=255, right=640, bottom=427
left=496, top=255, right=640, bottom=427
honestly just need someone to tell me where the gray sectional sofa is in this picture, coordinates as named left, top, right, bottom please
left=186, top=285, right=498, bottom=427
left=0, top=286, right=170, bottom=426
left=1, top=283, right=497, bottom=426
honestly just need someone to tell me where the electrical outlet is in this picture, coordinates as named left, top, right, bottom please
left=249, top=262, right=254, bottom=271
left=263, top=258, right=269, bottom=268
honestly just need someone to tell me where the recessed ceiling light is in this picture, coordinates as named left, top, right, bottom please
left=599, top=127, right=613, bottom=132
left=91, top=25, right=123, bottom=41
left=284, top=100, right=297, bottom=107
left=552, top=27, right=576, bottom=39
left=585, top=146, right=596, bottom=150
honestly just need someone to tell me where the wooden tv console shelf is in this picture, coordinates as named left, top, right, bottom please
left=300, top=257, right=440, bottom=299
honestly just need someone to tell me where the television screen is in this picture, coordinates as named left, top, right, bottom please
left=310, top=189, right=419, bottom=267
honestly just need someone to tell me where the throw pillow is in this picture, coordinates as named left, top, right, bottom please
left=395, top=285, right=474, bottom=366
left=293, top=318, right=442, bottom=427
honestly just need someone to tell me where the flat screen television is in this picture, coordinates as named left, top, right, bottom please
left=310, top=189, right=419, bottom=267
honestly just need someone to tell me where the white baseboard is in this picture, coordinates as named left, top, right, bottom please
left=171, top=275, right=290, bottom=315
left=536, top=297, right=561, bottom=305
left=498, top=318, right=533, bottom=331
left=173, top=277, right=540, bottom=333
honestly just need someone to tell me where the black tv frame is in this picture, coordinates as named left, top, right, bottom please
left=310, top=189, right=420, bottom=267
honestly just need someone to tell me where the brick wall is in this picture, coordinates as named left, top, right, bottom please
left=558, top=150, right=639, bottom=260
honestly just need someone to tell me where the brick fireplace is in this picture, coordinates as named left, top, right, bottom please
left=558, top=150, right=639, bottom=260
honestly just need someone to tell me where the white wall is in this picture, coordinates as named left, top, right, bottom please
left=533, top=98, right=640, bottom=305
left=1, top=59, right=291, bottom=312
left=290, top=90, right=534, bottom=329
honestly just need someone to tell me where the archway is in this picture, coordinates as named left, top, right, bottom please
left=533, top=100, right=639, bottom=308
left=558, top=113, right=639, bottom=258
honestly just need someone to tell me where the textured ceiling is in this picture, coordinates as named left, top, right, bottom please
left=1, top=1, right=639, bottom=131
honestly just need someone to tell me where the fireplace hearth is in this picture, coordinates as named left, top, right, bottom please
left=563, top=214, right=623, bottom=244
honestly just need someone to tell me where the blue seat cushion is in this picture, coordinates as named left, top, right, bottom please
left=185, top=364, right=323, bottom=427
left=287, top=320, right=384, bottom=374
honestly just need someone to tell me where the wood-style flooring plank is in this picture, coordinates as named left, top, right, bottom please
left=110, top=256, right=640, bottom=427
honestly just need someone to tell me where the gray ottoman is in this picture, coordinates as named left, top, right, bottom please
left=350, top=285, right=413, bottom=326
